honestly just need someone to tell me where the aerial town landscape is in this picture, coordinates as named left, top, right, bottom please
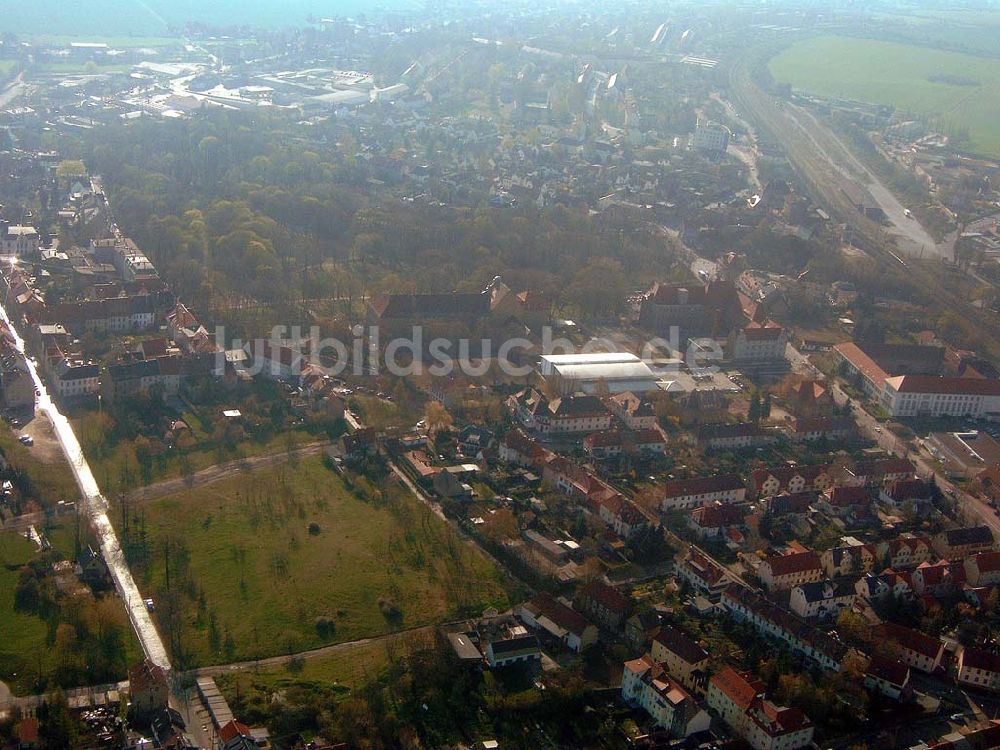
left=1, top=0, right=1000, bottom=748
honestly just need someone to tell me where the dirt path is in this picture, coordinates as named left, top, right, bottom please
left=128, top=440, right=332, bottom=503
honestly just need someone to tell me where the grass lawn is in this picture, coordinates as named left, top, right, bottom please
left=0, top=532, right=52, bottom=691
left=217, top=629, right=433, bottom=702
left=135, top=455, right=511, bottom=667
left=769, top=35, right=1000, bottom=158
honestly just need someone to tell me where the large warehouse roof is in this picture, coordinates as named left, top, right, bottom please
left=550, top=361, right=656, bottom=382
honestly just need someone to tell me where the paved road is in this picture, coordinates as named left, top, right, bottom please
left=127, top=440, right=331, bottom=503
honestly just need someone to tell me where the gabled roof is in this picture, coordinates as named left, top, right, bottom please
left=710, top=667, right=763, bottom=710
left=961, top=646, right=1000, bottom=674
left=660, top=473, right=745, bottom=498
left=580, top=579, right=631, bottom=615
left=526, top=592, right=593, bottom=637
left=763, top=551, right=822, bottom=577
left=875, top=622, right=942, bottom=660
left=654, top=625, right=709, bottom=665
left=942, top=525, right=994, bottom=548
left=691, top=502, right=744, bottom=529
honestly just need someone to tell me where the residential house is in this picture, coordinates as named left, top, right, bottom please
left=790, top=417, right=855, bottom=442
left=508, top=388, right=612, bottom=434
left=821, top=545, right=876, bottom=578
left=608, top=391, right=658, bottom=430
left=965, top=551, right=1000, bottom=587
left=458, top=424, right=493, bottom=458
left=650, top=625, right=710, bottom=695
left=697, top=422, right=778, bottom=451
left=864, top=655, right=913, bottom=701
left=588, top=490, right=654, bottom=539
left=752, top=464, right=833, bottom=498
left=219, top=720, right=256, bottom=750
left=688, top=502, right=744, bottom=541
left=911, top=560, right=966, bottom=598
left=850, top=458, right=916, bottom=486
left=758, top=551, right=824, bottom=592
left=880, top=478, right=935, bottom=515
left=676, top=546, right=730, bottom=599
left=957, top=647, right=1000, bottom=691
left=621, top=656, right=712, bottom=737
left=789, top=579, right=856, bottom=619
left=876, top=535, right=934, bottom=570
left=575, top=580, right=632, bottom=632
left=762, top=492, right=815, bottom=517
left=484, top=630, right=542, bottom=670
left=583, top=427, right=666, bottom=458
left=933, top=526, right=995, bottom=560
left=856, top=570, right=914, bottom=603
left=707, top=667, right=815, bottom=750
left=727, top=321, right=788, bottom=363
left=658, top=474, right=747, bottom=511
left=721, top=585, right=850, bottom=672
left=874, top=622, right=944, bottom=674
left=497, top=428, right=548, bottom=467
left=816, top=485, right=869, bottom=519
left=516, top=592, right=598, bottom=652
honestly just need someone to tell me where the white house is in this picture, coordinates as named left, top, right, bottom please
left=622, top=655, right=712, bottom=737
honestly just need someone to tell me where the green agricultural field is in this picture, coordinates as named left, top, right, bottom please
left=769, top=35, right=1000, bottom=158
left=135, top=456, right=511, bottom=667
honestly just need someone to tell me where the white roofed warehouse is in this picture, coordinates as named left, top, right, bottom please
left=539, top=352, right=659, bottom=395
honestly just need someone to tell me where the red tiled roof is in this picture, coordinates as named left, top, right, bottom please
left=875, top=622, right=942, bottom=660
left=763, top=551, right=822, bottom=577
left=219, top=720, right=252, bottom=743
left=580, top=580, right=631, bottom=616
left=884, top=375, right=1000, bottom=396
left=660, top=474, right=745, bottom=498
left=867, top=654, right=909, bottom=686
left=710, top=667, right=762, bottom=710
left=834, top=342, right=889, bottom=385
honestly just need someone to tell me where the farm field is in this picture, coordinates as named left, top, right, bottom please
left=769, top=35, right=1000, bottom=158
left=134, top=455, right=511, bottom=667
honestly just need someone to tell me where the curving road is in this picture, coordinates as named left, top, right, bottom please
left=0, top=284, right=171, bottom=673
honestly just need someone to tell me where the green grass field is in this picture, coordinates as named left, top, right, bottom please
left=769, top=35, right=1000, bottom=158
left=25, top=35, right=182, bottom=48
left=137, top=456, right=510, bottom=666
left=217, top=628, right=432, bottom=704
left=0, top=532, right=53, bottom=690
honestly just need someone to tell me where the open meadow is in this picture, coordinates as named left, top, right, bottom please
left=769, top=35, right=1000, bottom=158
left=134, top=455, right=511, bottom=667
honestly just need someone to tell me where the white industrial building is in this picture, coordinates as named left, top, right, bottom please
left=539, top=352, right=659, bottom=395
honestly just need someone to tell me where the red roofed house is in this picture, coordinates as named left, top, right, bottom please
left=608, top=391, right=658, bottom=430
left=219, top=719, right=256, bottom=750
left=622, top=655, right=712, bottom=737
left=911, top=560, right=966, bottom=598
left=658, top=474, right=747, bottom=511
left=676, top=546, right=729, bottom=598
left=15, top=718, right=38, bottom=750
left=865, top=655, right=913, bottom=701
left=752, top=465, right=833, bottom=498
left=575, top=580, right=632, bottom=632
left=688, top=502, right=744, bottom=541
left=707, top=667, right=815, bottom=750
left=874, top=622, right=944, bottom=674
left=498, top=428, right=549, bottom=468
left=758, top=551, right=823, bottom=592
left=965, top=551, right=1000, bottom=587
left=958, top=647, right=1000, bottom=692
left=517, top=592, right=598, bottom=652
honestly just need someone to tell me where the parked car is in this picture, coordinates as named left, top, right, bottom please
left=18, top=435, right=33, bottom=446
